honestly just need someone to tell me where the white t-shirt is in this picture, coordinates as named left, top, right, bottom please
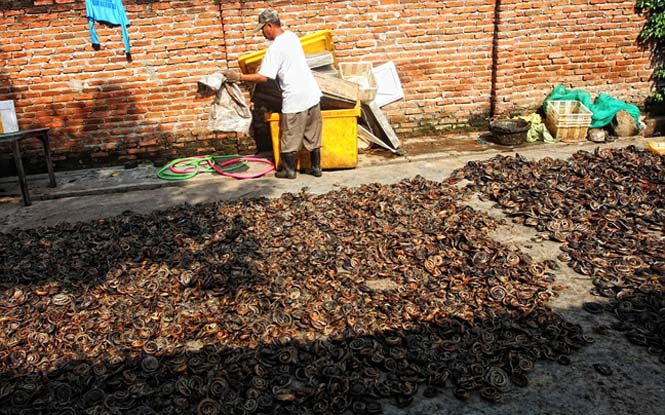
left=258, top=30, right=322, bottom=114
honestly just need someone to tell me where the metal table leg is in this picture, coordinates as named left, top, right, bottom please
left=10, top=138, right=31, bottom=206
left=41, top=130, right=56, bottom=188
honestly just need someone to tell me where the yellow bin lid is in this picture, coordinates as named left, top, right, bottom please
left=238, top=30, right=336, bottom=74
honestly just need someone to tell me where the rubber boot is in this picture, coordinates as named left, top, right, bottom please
left=305, top=148, right=322, bottom=177
left=275, top=152, right=297, bottom=179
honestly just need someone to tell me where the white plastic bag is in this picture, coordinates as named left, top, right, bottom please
left=198, top=73, right=252, bottom=134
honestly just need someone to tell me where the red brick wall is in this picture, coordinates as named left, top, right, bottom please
left=1, top=0, right=245, bottom=169
left=492, top=1, right=650, bottom=116
left=0, top=0, right=652, bottom=170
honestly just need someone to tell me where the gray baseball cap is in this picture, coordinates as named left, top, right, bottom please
left=254, top=9, right=279, bottom=31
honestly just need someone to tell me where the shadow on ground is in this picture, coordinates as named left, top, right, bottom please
left=0, top=144, right=663, bottom=415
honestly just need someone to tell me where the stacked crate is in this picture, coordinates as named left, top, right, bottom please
left=545, top=100, right=593, bottom=142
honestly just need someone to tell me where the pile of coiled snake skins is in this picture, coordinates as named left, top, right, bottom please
left=459, top=145, right=665, bottom=364
left=0, top=145, right=660, bottom=414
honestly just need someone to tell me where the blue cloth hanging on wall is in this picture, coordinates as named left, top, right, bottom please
left=85, top=0, right=131, bottom=54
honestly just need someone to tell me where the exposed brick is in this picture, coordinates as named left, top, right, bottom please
left=0, top=0, right=653, bottom=171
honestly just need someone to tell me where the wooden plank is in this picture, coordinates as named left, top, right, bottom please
left=306, top=51, right=335, bottom=69
left=312, top=64, right=339, bottom=77
left=313, top=72, right=359, bottom=104
left=360, top=101, right=401, bottom=150
left=250, top=74, right=357, bottom=111
left=357, top=125, right=399, bottom=153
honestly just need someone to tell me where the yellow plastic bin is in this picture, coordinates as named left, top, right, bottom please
left=266, top=100, right=361, bottom=170
left=239, top=30, right=336, bottom=74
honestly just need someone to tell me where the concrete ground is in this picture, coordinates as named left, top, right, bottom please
left=0, top=133, right=656, bottom=231
left=1, top=133, right=664, bottom=414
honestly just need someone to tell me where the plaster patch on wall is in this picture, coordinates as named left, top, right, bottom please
left=68, top=79, right=84, bottom=93
left=145, top=65, right=158, bottom=81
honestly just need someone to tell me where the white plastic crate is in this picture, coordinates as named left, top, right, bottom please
left=339, top=62, right=377, bottom=104
left=545, top=100, right=592, bottom=142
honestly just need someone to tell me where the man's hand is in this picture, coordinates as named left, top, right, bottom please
left=223, top=70, right=242, bottom=83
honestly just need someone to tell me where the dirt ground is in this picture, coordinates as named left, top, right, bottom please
left=1, top=134, right=664, bottom=414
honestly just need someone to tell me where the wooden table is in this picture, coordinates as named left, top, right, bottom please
left=1, top=128, right=56, bottom=206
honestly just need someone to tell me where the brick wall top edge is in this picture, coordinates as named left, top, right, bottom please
left=0, top=0, right=221, bottom=12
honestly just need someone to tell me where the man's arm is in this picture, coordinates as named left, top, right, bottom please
left=240, top=73, right=270, bottom=83
left=224, top=71, right=270, bottom=84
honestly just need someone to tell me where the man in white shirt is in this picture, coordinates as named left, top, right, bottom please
left=225, top=9, right=323, bottom=179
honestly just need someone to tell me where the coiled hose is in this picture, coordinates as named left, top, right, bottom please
left=157, top=155, right=274, bottom=181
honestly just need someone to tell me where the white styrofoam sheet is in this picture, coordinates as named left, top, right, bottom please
left=371, top=61, right=404, bottom=108
left=0, top=100, right=19, bottom=133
